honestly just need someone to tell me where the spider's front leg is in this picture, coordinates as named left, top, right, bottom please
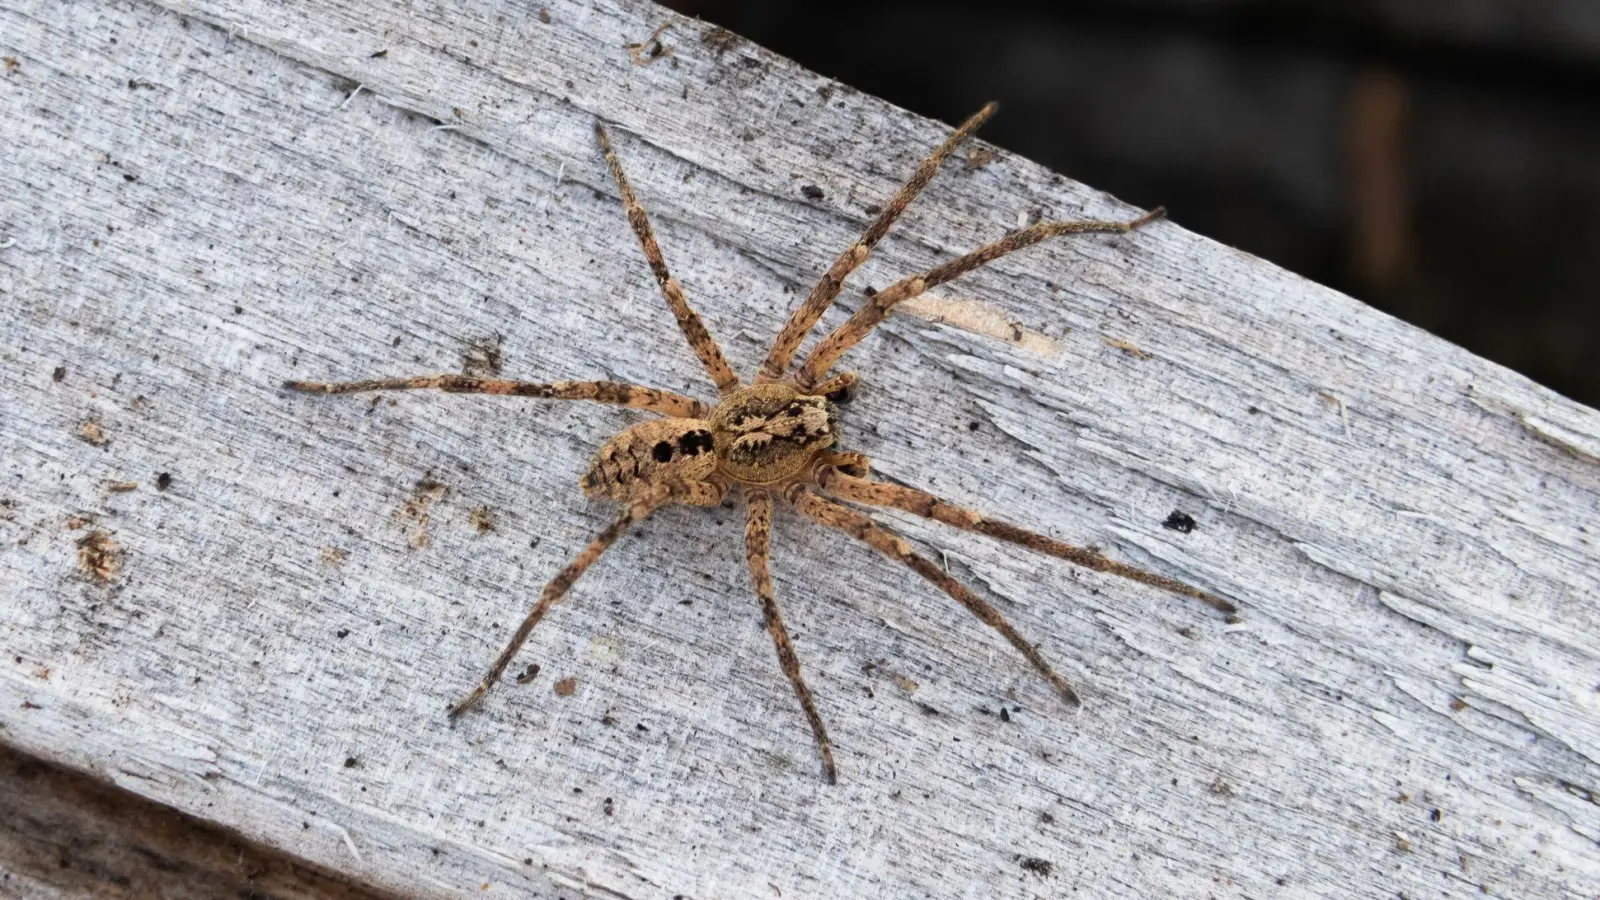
left=285, top=374, right=710, bottom=418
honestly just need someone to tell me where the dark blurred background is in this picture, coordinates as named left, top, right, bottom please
left=661, top=0, right=1600, bottom=409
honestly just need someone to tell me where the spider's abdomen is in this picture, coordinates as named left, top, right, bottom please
left=709, top=383, right=839, bottom=485
left=581, top=418, right=718, bottom=502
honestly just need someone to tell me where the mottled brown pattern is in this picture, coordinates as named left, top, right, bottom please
left=581, top=418, right=721, bottom=503
left=290, top=105, right=1223, bottom=780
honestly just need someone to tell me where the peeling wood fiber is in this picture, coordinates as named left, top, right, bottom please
left=1, top=0, right=1598, bottom=898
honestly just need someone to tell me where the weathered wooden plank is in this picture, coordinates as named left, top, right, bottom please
left=1, top=0, right=1597, bottom=898
left=0, top=741, right=398, bottom=898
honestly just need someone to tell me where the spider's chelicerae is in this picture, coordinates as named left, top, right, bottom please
left=288, top=104, right=1235, bottom=783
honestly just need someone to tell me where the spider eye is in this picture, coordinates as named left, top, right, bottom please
left=786, top=406, right=802, bottom=417
left=651, top=441, right=673, bottom=462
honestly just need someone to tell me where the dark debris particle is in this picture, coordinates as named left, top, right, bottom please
left=51, top=366, right=65, bottom=382
left=801, top=184, right=824, bottom=201
left=602, top=797, right=614, bottom=816
left=343, top=756, right=358, bottom=768
left=538, top=8, right=550, bottom=24
left=1162, top=510, right=1197, bottom=534
left=336, top=628, right=350, bottom=639
left=156, top=472, right=172, bottom=491
left=916, top=702, right=940, bottom=716
left=1018, top=857, right=1054, bottom=877
left=701, top=26, right=738, bottom=56
left=515, top=663, right=541, bottom=684
left=122, top=173, right=138, bottom=182
left=999, top=707, right=1010, bottom=723
left=369, top=48, right=388, bottom=58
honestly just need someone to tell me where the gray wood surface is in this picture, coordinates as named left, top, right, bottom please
left=2, top=0, right=1598, bottom=898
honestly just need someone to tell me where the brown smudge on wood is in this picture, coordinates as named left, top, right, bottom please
left=461, top=333, right=503, bottom=376
left=77, top=419, right=109, bottom=447
left=469, top=505, right=496, bottom=534
left=963, top=147, right=994, bottom=171
left=1103, top=337, right=1152, bottom=360
left=75, top=530, right=121, bottom=583
left=402, top=478, right=447, bottom=548
left=553, top=677, right=576, bottom=697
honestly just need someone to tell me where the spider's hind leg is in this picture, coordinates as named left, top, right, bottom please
left=745, top=490, right=837, bottom=784
left=816, top=465, right=1235, bottom=618
left=787, top=485, right=1081, bottom=709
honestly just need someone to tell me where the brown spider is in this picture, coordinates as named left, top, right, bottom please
left=287, top=104, right=1234, bottom=783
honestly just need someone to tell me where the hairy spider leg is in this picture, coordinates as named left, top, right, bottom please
left=284, top=374, right=710, bottom=418
left=448, top=481, right=725, bottom=718
left=594, top=122, right=740, bottom=396
left=757, top=103, right=998, bottom=383
left=787, top=486, right=1081, bottom=708
left=796, top=208, right=1165, bottom=389
left=818, top=465, right=1236, bottom=618
left=745, top=490, right=837, bottom=783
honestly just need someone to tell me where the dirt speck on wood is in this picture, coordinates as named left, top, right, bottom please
left=77, top=419, right=110, bottom=447
left=76, top=530, right=121, bottom=582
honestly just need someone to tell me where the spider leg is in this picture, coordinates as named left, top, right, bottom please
left=285, top=374, right=709, bottom=418
left=594, top=122, right=740, bottom=396
left=757, top=103, right=997, bottom=383
left=448, top=484, right=698, bottom=718
left=745, top=490, right=837, bottom=784
left=796, top=208, right=1166, bottom=389
left=817, top=466, right=1236, bottom=618
left=786, top=485, right=1080, bottom=708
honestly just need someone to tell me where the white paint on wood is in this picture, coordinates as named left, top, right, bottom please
left=2, top=0, right=1598, bottom=897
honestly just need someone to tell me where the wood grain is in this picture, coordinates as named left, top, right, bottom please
left=1, top=0, right=1598, bottom=897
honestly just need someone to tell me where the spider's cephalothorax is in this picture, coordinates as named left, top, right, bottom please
left=288, top=103, right=1236, bottom=784
left=709, top=384, right=839, bottom=484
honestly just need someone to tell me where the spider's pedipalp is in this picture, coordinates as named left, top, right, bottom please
left=818, top=465, right=1235, bottom=618
left=594, top=121, right=740, bottom=396
left=745, top=490, right=837, bottom=784
left=285, top=374, right=710, bottom=418
left=796, top=208, right=1167, bottom=389
left=786, top=486, right=1081, bottom=709
left=757, top=103, right=998, bottom=383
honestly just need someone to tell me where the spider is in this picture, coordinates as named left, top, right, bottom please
left=287, top=103, right=1234, bottom=783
